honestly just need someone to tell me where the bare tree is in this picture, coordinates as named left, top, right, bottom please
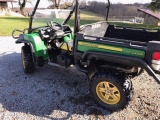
left=19, top=0, right=26, bottom=15
left=48, top=0, right=61, bottom=9
left=19, top=0, right=33, bottom=15
left=48, top=0, right=73, bottom=9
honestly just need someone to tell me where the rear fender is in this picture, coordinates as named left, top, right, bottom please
left=82, top=52, right=160, bottom=84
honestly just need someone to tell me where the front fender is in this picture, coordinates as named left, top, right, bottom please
left=16, top=33, right=48, bottom=60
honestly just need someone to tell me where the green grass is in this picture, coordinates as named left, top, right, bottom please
left=0, top=16, right=99, bottom=36
left=67, top=19, right=99, bottom=26
left=0, top=15, right=160, bottom=36
left=80, top=10, right=104, bottom=21
left=0, top=17, right=29, bottom=36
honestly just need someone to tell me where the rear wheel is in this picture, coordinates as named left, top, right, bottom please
left=90, top=72, right=133, bottom=111
left=21, top=46, right=35, bottom=74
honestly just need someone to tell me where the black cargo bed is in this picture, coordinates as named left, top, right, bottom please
left=104, top=25, right=160, bottom=42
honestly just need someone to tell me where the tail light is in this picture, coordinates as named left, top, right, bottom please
left=152, top=52, right=160, bottom=60
left=152, top=51, right=160, bottom=71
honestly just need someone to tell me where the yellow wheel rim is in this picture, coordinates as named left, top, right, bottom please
left=21, top=52, right=25, bottom=69
left=96, top=81, right=121, bottom=105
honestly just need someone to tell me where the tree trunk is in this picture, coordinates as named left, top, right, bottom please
left=19, top=0, right=26, bottom=16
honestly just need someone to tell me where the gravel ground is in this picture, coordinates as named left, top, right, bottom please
left=0, top=37, right=159, bottom=120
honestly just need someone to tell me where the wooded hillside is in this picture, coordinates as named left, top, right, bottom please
left=84, top=1, right=149, bottom=20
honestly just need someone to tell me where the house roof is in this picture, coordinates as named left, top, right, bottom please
left=0, top=0, right=17, bottom=2
left=138, top=9, right=160, bottom=20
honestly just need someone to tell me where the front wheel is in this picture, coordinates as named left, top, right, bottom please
left=21, top=46, right=35, bottom=74
left=90, top=73, right=133, bottom=111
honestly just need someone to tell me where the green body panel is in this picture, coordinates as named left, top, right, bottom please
left=63, top=33, right=73, bottom=42
left=23, top=33, right=48, bottom=60
left=77, top=41, right=145, bottom=58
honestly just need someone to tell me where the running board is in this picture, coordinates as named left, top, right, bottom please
left=48, top=62, right=66, bottom=68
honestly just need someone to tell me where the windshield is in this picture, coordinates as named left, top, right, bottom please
left=31, top=0, right=75, bottom=28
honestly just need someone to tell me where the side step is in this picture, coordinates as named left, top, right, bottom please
left=48, top=62, right=66, bottom=68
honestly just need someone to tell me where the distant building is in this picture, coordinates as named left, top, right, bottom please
left=0, top=0, right=17, bottom=1
left=0, top=0, right=18, bottom=16
left=138, top=8, right=160, bottom=26
left=0, top=0, right=17, bottom=9
left=0, top=0, right=17, bottom=6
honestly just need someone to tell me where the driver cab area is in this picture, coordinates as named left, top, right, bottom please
left=32, top=7, right=74, bottom=51
left=31, top=21, right=73, bottom=67
left=37, top=22, right=73, bottom=44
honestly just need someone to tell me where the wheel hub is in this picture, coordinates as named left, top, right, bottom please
left=96, top=81, right=121, bottom=105
left=105, top=89, right=111, bottom=94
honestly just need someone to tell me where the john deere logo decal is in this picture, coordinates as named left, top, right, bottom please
left=78, top=41, right=122, bottom=52
left=78, top=41, right=145, bottom=58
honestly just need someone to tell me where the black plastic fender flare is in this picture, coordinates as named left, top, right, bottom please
left=15, top=34, right=30, bottom=44
left=82, top=52, right=160, bottom=84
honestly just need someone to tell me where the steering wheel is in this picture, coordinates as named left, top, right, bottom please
left=47, top=21, right=63, bottom=31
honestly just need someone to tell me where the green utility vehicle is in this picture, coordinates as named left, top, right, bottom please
left=13, top=0, right=160, bottom=111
